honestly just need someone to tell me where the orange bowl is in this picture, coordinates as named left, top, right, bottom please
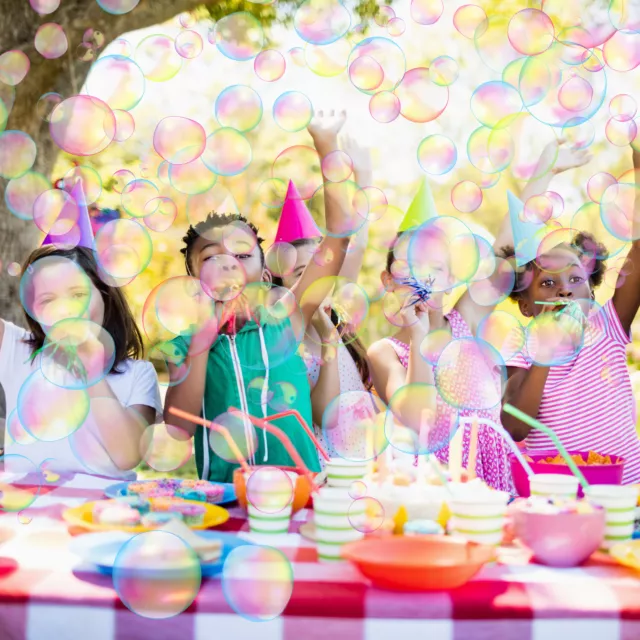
left=341, top=536, right=495, bottom=591
left=233, top=466, right=316, bottom=514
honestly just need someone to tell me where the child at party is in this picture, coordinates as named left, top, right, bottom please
left=165, top=110, right=356, bottom=482
left=0, top=181, right=162, bottom=479
left=368, top=140, right=591, bottom=491
left=269, top=136, right=373, bottom=459
left=501, top=145, right=640, bottom=484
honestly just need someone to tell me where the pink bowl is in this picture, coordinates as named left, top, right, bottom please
left=510, top=450, right=625, bottom=498
left=513, top=506, right=605, bottom=567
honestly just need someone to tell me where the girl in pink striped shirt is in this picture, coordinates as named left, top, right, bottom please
left=501, top=147, right=640, bottom=485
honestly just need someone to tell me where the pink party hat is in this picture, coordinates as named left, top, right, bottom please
left=42, top=179, right=95, bottom=249
left=273, top=180, right=322, bottom=244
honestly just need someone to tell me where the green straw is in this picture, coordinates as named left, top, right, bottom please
left=534, top=300, right=564, bottom=305
left=503, top=404, right=590, bottom=491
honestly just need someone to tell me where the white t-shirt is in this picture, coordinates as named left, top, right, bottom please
left=0, top=320, right=163, bottom=480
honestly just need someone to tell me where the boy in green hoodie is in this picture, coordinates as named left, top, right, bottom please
left=165, top=111, right=352, bottom=482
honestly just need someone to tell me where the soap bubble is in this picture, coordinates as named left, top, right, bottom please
left=605, top=117, right=637, bottom=147
left=0, top=455, right=41, bottom=512
left=113, top=531, right=201, bottom=619
left=168, top=158, right=217, bottom=196
left=30, top=0, right=60, bottom=14
left=388, top=18, right=406, bottom=36
left=153, top=116, right=206, bottom=165
left=215, top=85, right=263, bottom=133
left=609, top=94, right=637, bottom=122
left=5, top=171, right=50, bottom=220
left=273, top=91, right=313, bottom=132
left=120, top=179, right=159, bottom=218
left=34, top=23, right=68, bottom=59
left=135, top=35, right=183, bottom=82
left=429, top=56, right=459, bottom=86
left=347, top=37, right=406, bottom=94
left=139, top=423, right=193, bottom=472
left=305, top=39, right=350, bottom=77
left=0, top=50, right=30, bottom=86
left=85, top=55, right=145, bottom=111
left=272, top=146, right=321, bottom=200
left=175, top=30, right=203, bottom=59
left=417, top=135, right=456, bottom=175
left=257, top=178, right=287, bottom=209
left=0, top=131, right=36, bottom=180
left=508, top=9, right=554, bottom=56
left=395, top=67, right=449, bottom=123
left=95, top=218, right=153, bottom=278
left=477, top=311, right=525, bottom=362
left=215, top=12, right=264, bottom=61
left=603, top=29, right=640, bottom=72
left=96, top=0, right=139, bottom=15
left=254, top=49, right=286, bottom=82
left=369, top=90, right=401, bottom=123
left=471, top=81, right=522, bottom=129
left=36, top=92, right=62, bottom=122
left=113, top=109, right=135, bottom=142
left=202, top=128, right=252, bottom=177
left=349, top=497, right=384, bottom=533
left=294, top=0, right=351, bottom=45
left=451, top=180, right=482, bottom=213
left=410, top=0, right=443, bottom=25
left=454, top=4, right=487, bottom=39
left=321, top=150, right=353, bottom=182
left=246, top=467, right=294, bottom=514
left=587, top=172, right=617, bottom=203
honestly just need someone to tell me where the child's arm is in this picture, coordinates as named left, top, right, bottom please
left=612, top=145, right=640, bottom=334
left=291, top=110, right=352, bottom=330
left=501, top=366, right=550, bottom=441
left=338, top=135, right=372, bottom=283
left=368, top=303, right=434, bottom=406
left=164, top=303, right=220, bottom=438
left=456, top=139, right=591, bottom=334
left=309, top=307, right=341, bottom=426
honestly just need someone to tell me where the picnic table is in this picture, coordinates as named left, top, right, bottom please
left=1, top=473, right=640, bottom=640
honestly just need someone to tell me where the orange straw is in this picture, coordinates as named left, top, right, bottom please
left=262, top=408, right=331, bottom=462
left=168, top=406, right=252, bottom=474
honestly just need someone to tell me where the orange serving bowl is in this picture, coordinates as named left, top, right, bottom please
left=233, top=466, right=316, bottom=514
left=341, top=535, right=495, bottom=591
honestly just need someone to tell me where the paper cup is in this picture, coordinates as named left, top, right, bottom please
left=248, top=504, right=292, bottom=534
left=530, top=474, right=579, bottom=499
left=585, top=485, right=638, bottom=549
left=314, top=487, right=364, bottom=562
left=450, top=490, right=510, bottom=546
left=325, top=458, right=367, bottom=488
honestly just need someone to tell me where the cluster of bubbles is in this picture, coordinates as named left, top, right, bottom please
left=2, top=0, right=640, bottom=621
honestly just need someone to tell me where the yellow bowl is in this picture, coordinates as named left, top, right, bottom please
left=62, top=498, right=229, bottom=533
left=610, top=540, right=640, bottom=571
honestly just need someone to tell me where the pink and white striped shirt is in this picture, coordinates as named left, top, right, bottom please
left=508, top=299, right=640, bottom=484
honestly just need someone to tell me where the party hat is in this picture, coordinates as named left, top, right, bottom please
left=274, top=180, right=322, bottom=244
left=508, top=190, right=548, bottom=267
left=42, top=179, right=95, bottom=249
left=398, top=177, right=438, bottom=233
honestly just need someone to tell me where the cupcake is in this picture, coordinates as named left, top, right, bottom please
left=151, top=497, right=176, bottom=512
left=172, top=504, right=206, bottom=526
left=98, top=505, right=141, bottom=527
left=180, top=479, right=198, bottom=488
left=141, top=511, right=184, bottom=527
left=116, top=495, right=151, bottom=514
left=127, top=482, right=152, bottom=496
left=92, top=500, right=115, bottom=521
left=175, top=487, right=207, bottom=502
left=198, top=483, right=225, bottom=503
left=147, top=487, right=175, bottom=499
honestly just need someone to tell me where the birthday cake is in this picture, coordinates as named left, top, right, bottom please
left=94, top=496, right=207, bottom=528
left=126, top=479, right=225, bottom=503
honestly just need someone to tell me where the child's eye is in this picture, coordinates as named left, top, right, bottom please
left=236, top=254, right=251, bottom=260
left=73, top=291, right=88, bottom=299
left=540, top=279, right=554, bottom=287
left=570, top=275, right=584, bottom=284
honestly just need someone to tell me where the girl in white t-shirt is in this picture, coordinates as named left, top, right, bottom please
left=0, top=245, right=162, bottom=480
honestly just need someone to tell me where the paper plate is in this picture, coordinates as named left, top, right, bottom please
left=69, top=530, right=251, bottom=577
left=63, top=499, right=229, bottom=533
left=104, top=480, right=237, bottom=505
left=610, top=540, right=640, bottom=572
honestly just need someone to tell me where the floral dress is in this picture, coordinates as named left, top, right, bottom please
left=386, top=309, right=514, bottom=493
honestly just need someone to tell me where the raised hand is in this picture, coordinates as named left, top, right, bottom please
left=307, top=109, right=347, bottom=150
left=550, top=139, right=592, bottom=174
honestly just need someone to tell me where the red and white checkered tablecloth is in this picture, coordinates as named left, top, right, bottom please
left=1, top=474, right=640, bottom=640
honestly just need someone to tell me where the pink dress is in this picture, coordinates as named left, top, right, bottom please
left=386, top=309, right=514, bottom=493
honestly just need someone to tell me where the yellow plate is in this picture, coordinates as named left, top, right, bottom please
left=610, top=540, right=640, bottom=571
left=63, top=498, right=229, bottom=533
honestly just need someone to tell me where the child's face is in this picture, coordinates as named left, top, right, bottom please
left=280, top=242, right=318, bottom=290
left=518, top=246, right=593, bottom=318
left=189, top=225, right=264, bottom=284
left=31, top=259, right=104, bottom=329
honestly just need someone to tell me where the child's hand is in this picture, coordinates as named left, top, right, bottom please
left=308, top=109, right=347, bottom=151
left=401, top=300, right=431, bottom=337
left=548, top=139, right=592, bottom=174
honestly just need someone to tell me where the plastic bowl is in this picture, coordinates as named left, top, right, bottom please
left=233, top=466, right=316, bottom=514
left=341, top=535, right=495, bottom=591
left=510, top=450, right=625, bottom=498
left=512, top=505, right=605, bottom=567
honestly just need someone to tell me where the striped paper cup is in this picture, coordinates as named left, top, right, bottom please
left=530, top=474, right=578, bottom=499
left=585, top=485, right=638, bottom=549
left=325, top=459, right=367, bottom=488
left=450, top=490, right=510, bottom=546
left=314, top=487, right=364, bottom=562
left=248, top=504, right=292, bottom=534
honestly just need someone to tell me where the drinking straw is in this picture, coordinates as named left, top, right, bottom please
left=460, top=417, right=534, bottom=478
left=167, top=406, right=252, bottom=474
left=227, top=407, right=317, bottom=489
left=449, top=427, right=463, bottom=483
left=534, top=300, right=564, bottom=305
left=259, top=408, right=331, bottom=462
left=502, top=404, right=590, bottom=491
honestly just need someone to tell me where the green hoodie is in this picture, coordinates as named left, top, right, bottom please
left=171, top=318, right=321, bottom=482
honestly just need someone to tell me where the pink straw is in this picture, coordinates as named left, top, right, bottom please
left=167, top=406, right=252, bottom=474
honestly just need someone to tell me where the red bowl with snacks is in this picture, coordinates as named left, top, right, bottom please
left=510, top=450, right=625, bottom=498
